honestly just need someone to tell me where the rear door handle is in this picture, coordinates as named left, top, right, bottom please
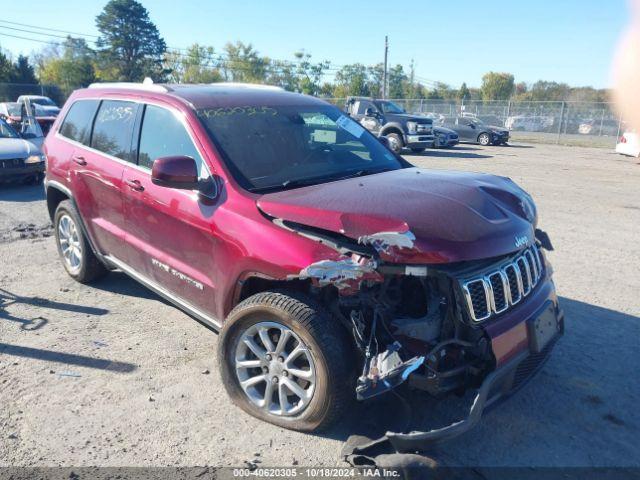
left=72, top=155, right=86, bottom=166
left=125, top=179, right=144, bottom=192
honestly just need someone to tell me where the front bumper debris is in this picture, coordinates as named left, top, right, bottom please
left=344, top=310, right=563, bottom=462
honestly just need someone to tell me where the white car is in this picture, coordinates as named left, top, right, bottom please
left=615, top=131, right=640, bottom=157
left=0, top=117, right=45, bottom=184
left=16, top=95, right=61, bottom=117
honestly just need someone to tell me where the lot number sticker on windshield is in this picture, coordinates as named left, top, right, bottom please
left=336, top=115, right=365, bottom=138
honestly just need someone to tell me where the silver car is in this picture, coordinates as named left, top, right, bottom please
left=0, top=117, right=45, bottom=184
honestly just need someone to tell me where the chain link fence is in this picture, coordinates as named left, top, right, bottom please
left=0, top=83, right=623, bottom=148
left=0, top=83, right=66, bottom=106
left=325, top=98, right=623, bottom=148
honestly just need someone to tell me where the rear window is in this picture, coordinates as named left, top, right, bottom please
left=59, top=100, right=99, bottom=145
left=91, top=100, right=137, bottom=160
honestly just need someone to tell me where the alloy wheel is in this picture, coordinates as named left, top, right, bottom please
left=58, top=214, right=82, bottom=273
left=234, top=321, right=316, bottom=417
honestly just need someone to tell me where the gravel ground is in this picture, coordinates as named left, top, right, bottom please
left=1, top=143, right=639, bottom=468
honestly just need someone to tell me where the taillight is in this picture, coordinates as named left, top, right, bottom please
left=620, top=136, right=627, bottom=143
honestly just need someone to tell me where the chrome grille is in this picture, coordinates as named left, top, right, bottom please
left=461, top=246, right=544, bottom=322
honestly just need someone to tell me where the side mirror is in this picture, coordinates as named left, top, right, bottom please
left=152, top=156, right=200, bottom=190
left=365, top=107, right=376, bottom=117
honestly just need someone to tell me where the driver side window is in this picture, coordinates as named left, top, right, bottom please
left=138, top=104, right=208, bottom=179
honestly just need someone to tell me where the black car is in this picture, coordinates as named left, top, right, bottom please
left=345, top=97, right=435, bottom=153
left=440, top=116, right=509, bottom=146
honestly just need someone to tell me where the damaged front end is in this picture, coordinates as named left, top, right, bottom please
left=274, top=217, right=563, bottom=451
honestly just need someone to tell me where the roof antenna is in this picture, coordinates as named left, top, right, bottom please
left=142, top=77, right=154, bottom=85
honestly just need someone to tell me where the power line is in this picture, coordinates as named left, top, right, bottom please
left=0, top=20, right=440, bottom=88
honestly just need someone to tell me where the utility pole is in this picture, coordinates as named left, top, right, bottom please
left=382, top=36, right=388, bottom=99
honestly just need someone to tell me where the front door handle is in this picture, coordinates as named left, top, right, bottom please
left=125, top=179, right=144, bottom=192
left=72, top=155, right=86, bottom=166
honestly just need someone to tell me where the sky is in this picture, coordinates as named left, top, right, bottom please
left=0, top=0, right=628, bottom=89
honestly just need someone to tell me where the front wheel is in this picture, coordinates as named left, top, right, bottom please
left=54, top=200, right=108, bottom=283
left=218, top=290, right=354, bottom=432
left=385, top=133, right=404, bottom=154
left=478, top=133, right=491, bottom=146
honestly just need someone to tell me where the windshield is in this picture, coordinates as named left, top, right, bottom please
left=377, top=101, right=406, bottom=114
left=29, top=97, right=56, bottom=107
left=197, top=105, right=404, bottom=192
left=0, top=119, right=20, bottom=139
left=463, top=117, right=485, bottom=126
left=2, top=103, right=21, bottom=116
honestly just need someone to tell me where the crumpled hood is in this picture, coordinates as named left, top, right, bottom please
left=257, top=168, right=536, bottom=264
left=0, top=138, right=40, bottom=160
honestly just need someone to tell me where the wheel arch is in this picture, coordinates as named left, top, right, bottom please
left=46, top=180, right=104, bottom=262
left=380, top=124, right=405, bottom=138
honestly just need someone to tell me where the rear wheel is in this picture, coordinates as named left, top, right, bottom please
left=218, top=290, right=354, bottom=432
left=385, top=133, right=404, bottom=154
left=478, top=133, right=491, bottom=146
left=54, top=200, right=108, bottom=283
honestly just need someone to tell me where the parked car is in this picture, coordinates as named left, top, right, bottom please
left=0, top=117, right=45, bottom=184
left=1, top=101, right=57, bottom=135
left=505, top=115, right=550, bottom=132
left=44, top=82, right=563, bottom=446
left=432, top=125, right=459, bottom=148
left=441, top=116, right=510, bottom=145
left=578, top=119, right=620, bottom=136
left=345, top=97, right=434, bottom=153
left=615, top=131, right=640, bottom=157
left=16, top=95, right=61, bottom=116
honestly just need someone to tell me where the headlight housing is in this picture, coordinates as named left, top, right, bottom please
left=406, top=121, right=418, bottom=134
left=25, top=154, right=45, bottom=164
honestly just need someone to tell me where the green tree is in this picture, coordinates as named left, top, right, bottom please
left=291, top=51, right=329, bottom=95
left=458, top=82, right=470, bottom=100
left=480, top=72, right=515, bottom=101
left=11, top=55, right=38, bottom=84
left=387, top=64, right=407, bottom=98
left=37, top=37, right=96, bottom=97
left=221, top=41, right=269, bottom=83
left=95, top=0, right=167, bottom=81
left=333, top=63, right=370, bottom=97
left=164, top=44, right=222, bottom=83
left=0, top=49, right=14, bottom=82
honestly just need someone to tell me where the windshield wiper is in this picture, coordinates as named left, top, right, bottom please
left=249, top=167, right=396, bottom=194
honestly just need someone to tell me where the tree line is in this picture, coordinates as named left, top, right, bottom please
left=0, top=0, right=611, bottom=104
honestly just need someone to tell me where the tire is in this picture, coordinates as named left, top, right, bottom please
left=478, top=132, right=491, bottom=146
left=385, top=133, right=404, bottom=154
left=218, top=290, right=355, bottom=432
left=410, top=147, right=425, bottom=154
left=54, top=200, right=108, bottom=283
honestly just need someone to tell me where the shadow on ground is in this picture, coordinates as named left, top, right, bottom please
left=0, top=183, right=45, bottom=203
left=0, top=288, right=109, bottom=330
left=415, top=150, right=493, bottom=159
left=0, top=342, right=136, bottom=372
left=316, top=296, right=640, bottom=467
left=92, top=271, right=167, bottom=302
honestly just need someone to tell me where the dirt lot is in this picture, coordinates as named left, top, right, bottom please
left=1, top=143, right=639, bottom=468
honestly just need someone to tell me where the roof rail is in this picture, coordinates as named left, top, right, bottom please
left=209, top=82, right=284, bottom=91
left=88, top=78, right=170, bottom=93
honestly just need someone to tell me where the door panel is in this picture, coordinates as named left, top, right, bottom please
left=70, top=146, right=127, bottom=258
left=121, top=103, right=221, bottom=318
left=121, top=167, right=220, bottom=317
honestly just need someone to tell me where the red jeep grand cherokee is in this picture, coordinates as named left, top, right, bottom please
left=43, top=82, right=563, bottom=447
